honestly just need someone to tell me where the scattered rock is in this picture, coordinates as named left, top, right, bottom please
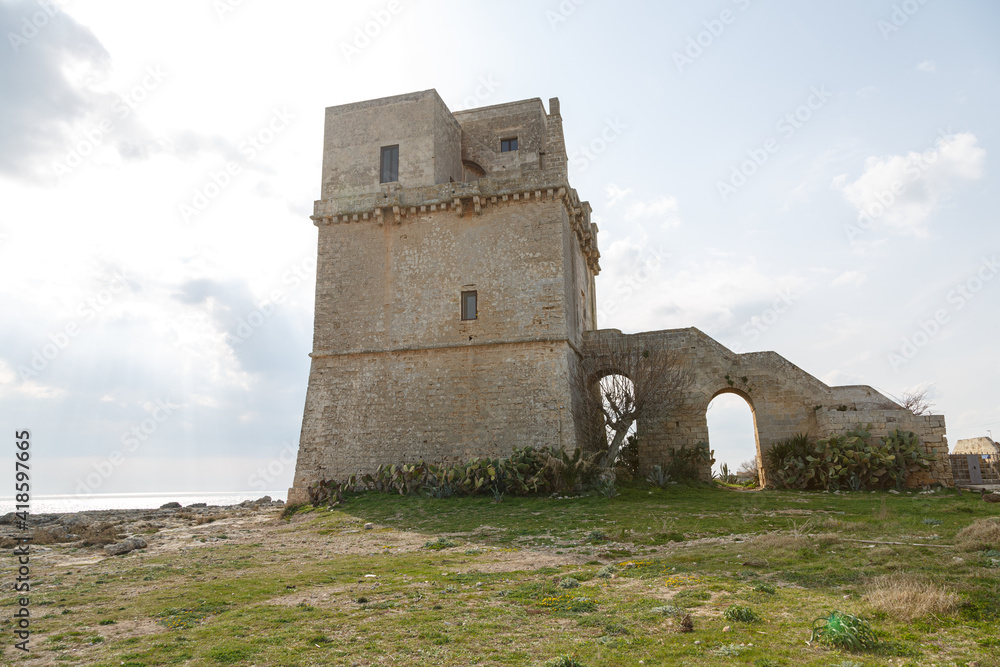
left=59, top=513, right=94, bottom=528
left=256, top=496, right=272, bottom=504
left=0, top=512, right=16, bottom=525
left=159, top=502, right=182, bottom=509
left=722, top=625, right=731, bottom=632
left=364, top=523, right=374, bottom=530
left=104, top=537, right=148, bottom=556
left=186, top=503, right=207, bottom=508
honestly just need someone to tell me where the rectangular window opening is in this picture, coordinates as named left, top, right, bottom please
left=500, top=137, right=518, bottom=152
left=380, top=145, right=399, bottom=183
left=461, top=290, right=478, bottom=321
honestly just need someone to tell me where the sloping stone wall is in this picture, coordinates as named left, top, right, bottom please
left=581, top=328, right=951, bottom=488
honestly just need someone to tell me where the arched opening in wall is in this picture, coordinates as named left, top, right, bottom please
left=597, top=373, right=639, bottom=475
left=706, top=390, right=760, bottom=485
left=462, top=160, right=485, bottom=182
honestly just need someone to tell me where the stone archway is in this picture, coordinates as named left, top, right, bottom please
left=705, top=387, right=762, bottom=484
left=579, top=327, right=953, bottom=487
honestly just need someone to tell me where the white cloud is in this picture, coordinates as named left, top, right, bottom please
left=625, top=196, right=681, bottom=228
left=605, top=183, right=632, bottom=207
left=831, top=271, right=868, bottom=288
left=832, top=132, right=985, bottom=237
left=916, top=61, right=936, bottom=73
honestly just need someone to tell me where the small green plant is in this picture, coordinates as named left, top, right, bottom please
left=754, top=660, right=782, bottom=667
left=810, top=611, right=878, bottom=651
left=97, top=619, right=116, bottom=625
left=650, top=604, right=683, bottom=616
left=981, top=549, right=1000, bottom=568
left=646, top=464, right=673, bottom=487
left=597, top=475, right=618, bottom=498
left=724, top=604, right=759, bottom=623
left=921, top=518, right=942, bottom=525
left=752, top=582, right=776, bottom=594
left=558, top=577, right=580, bottom=589
left=542, top=657, right=587, bottom=667
left=596, top=564, right=617, bottom=578
left=713, top=643, right=744, bottom=657
left=423, top=536, right=457, bottom=550
left=584, top=530, right=609, bottom=543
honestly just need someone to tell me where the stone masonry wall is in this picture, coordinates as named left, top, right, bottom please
left=292, top=341, right=579, bottom=494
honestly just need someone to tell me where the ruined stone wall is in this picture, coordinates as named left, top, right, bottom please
left=581, top=328, right=952, bottom=488
left=953, top=437, right=1000, bottom=458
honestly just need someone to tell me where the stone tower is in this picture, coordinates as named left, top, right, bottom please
left=288, top=90, right=601, bottom=503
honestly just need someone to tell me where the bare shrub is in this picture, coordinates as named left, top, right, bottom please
left=812, top=532, right=842, bottom=547
left=864, top=573, right=959, bottom=620
left=955, top=517, right=1000, bottom=551
left=78, top=523, right=122, bottom=547
left=750, top=533, right=810, bottom=554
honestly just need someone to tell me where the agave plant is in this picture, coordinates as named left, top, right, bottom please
left=810, top=611, right=878, bottom=651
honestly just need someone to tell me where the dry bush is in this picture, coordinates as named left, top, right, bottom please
left=864, top=572, right=959, bottom=620
left=31, top=527, right=71, bottom=545
left=78, top=523, right=122, bottom=547
left=750, top=533, right=810, bottom=554
left=955, top=517, right=1000, bottom=551
left=811, top=532, right=842, bottom=547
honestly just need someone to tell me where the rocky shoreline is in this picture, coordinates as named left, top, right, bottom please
left=0, top=495, right=285, bottom=557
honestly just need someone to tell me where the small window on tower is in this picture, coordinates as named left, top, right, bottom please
left=380, top=145, right=399, bottom=183
left=461, top=290, right=478, bottom=321
left=500, top=137, right=518, bottom=152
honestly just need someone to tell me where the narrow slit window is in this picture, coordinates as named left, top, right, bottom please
left=461, top=290, right=478, bottom=321
left=380, top=145, right=399, bottom=183
left=500, top=137, right=518, bottom=152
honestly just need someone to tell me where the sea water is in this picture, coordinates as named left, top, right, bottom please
left=0, top=490, right=288, bottom=515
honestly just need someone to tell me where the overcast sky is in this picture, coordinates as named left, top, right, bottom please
left=1, top=0, right=997, bottom=500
